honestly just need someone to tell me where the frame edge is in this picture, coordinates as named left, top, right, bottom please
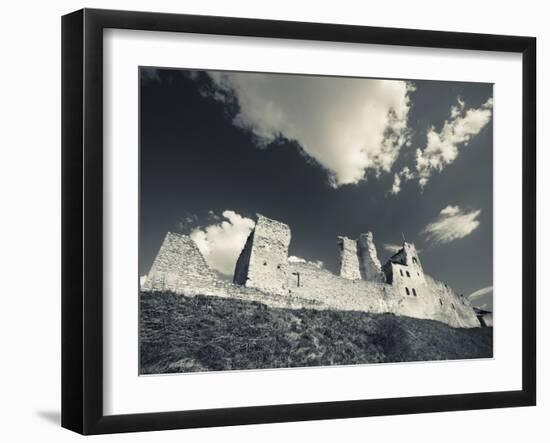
left=61, top=8, right=85, bottom=435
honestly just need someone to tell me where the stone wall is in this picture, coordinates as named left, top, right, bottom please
left=337, top=236, right=361, bottom=280
left=143, top=220, right=481, bottom=328
left=287, top=260, right=395, bottom=313
left=233, top=232, right=253, bottom=286
left=233, top=214, right=291, bottom=295
left=142, top=232, right=217, bottom=295
left=419, top=275, right=480, bottom=328
left=357, top=232, right=386, bottom=282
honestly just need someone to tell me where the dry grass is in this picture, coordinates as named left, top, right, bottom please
left=139, top=292, right=492, bottom=374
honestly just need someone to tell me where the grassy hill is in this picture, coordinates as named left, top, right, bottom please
left=140, top=292, right=492, bottom=374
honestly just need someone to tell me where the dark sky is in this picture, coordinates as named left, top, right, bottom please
left=139, top=67, right=493, bottom=301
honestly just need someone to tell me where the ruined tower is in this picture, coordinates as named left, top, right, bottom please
left=142, top=232, right=217, bottom=294
left=357, top=232, right=385, bottom=282
left=338, top=232, right=385, bottom=282
left=382, top=241, right=426, bottom=297
left=337, top=236, right=361, bottom=280
left=233, top=214, right=291, bottom=295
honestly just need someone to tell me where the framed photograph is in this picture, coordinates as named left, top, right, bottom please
left=62, top=8, right=536, bottom=435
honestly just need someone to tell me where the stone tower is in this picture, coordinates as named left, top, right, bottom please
left=233, top=214, right=291, bottom=295
left=357, top=232, right=386, bottom=282
left=337, top=236, right=361, bottom=280
left=142, top=232, right=216, bottom=294
left=338, top=232, right=385, bottom=282
left=389, top=242, right=424, bottom=274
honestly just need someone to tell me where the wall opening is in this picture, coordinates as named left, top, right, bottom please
left=292, top=271, right=301, bottom=287
left=405, top=287, right=410, bottom=295
left=412, top=288, right=417, bottom=296
left=406, top=270, right=411, bottom=277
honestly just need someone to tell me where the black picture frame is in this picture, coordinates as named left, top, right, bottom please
left=62, top=8, right=536, bottom=435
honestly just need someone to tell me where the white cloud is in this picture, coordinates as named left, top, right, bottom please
left=422, top=205, right=481, bottom=244
left=204, top=72, right=414, bottom=187
left=190, top=210, right=255, bottom=276
left=468, top=286, right=493, bottom=311
left=288, top=255, right=324, bottom=268
left=383, top=243, right=403, bottom=253
left=416, top=97, right=493, bottom=188
left=389, top=166, right=415, bottom=195
left=468, top=286, right=493, bottom=301
left=288, top=255, right=306, bottom=263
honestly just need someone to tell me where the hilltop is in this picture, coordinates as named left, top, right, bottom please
left=140, top=292, right=492, bottom=374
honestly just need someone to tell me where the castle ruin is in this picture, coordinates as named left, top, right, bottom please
left=143, top=214, right=482, bottom=328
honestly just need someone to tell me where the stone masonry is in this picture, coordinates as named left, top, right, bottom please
left=337, top=236, right=361, bottom=280
left=143, top=214, right=482, bottom=328
left=141, top=232, right=217, bottom=295
left=233, top=214, right=291, bottom=296
left=357, top=232, right=386, bottom=282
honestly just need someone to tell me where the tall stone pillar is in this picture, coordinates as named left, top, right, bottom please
left=338, top=236, right=361, bottom=280
left=233, top=214, right=291, bottom=295
left=357, top=232, right=386, bottom=282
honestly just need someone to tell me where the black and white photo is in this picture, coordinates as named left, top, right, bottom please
left=139, top=68, right=494, bottom=374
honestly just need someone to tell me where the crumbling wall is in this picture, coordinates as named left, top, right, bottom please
left=288, top=261, right=395, bottom=313
left=338, top=236, right=361, bottom=280
left=233, top=214, right=291, bottom=295
left=357, top=232, right=385, bottom=282
left=142, top=232, right=217, bottom=295
left=418, top=275, right=479, bottom=328
left=143, top=224, right=481, bottom=329
left=233, top=233, right=253, bottom=285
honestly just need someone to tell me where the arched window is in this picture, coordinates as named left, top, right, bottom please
left=412, top=288, right=417, bottom=296
left=400, top=269, right=404, bottom=277
left=406, top=271, right=411, bottom=277
left=405, top=287, right=410, bottom=295
left=412, top=257, right=418, bottom=264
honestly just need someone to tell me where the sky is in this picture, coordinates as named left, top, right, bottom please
left=139, top=67, right=493, bottom=309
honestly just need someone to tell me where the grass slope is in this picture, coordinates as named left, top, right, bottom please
left=140, top=292, right=492, bottom=374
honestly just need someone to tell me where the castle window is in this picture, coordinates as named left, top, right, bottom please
left=412, top=288, right=417, bottom=296
left=406, top=271, right=411, bottom=277
left=263, top=261, right=267, bottom=266
left=405, top=287, right=410, bottom=295
left=439, top=298, right=443, bottom=306
left=412, top=257, right=418, bottom=264
left=400, top=269, right=404, bottom=277
left=451, top=303, right=456, bottom=310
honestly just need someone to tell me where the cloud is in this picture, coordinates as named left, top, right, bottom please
left=468, top=286, right=493, bottom=310
left=422, top=205, right=481, bottom=244
left=288, top=255, right=324, bottom=268
left=468, top=286, right=493, bottom=301
left=203, top=72, right=414, bottom=187
left=383, top=243, right=403, bottom=253
left=190, top=210, right=255, bottom=276
left=288, top=255, right=306, bottom=263
left=415, top=97, right=493, bottom=188
left=390, top=166, right=415, bottom=195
